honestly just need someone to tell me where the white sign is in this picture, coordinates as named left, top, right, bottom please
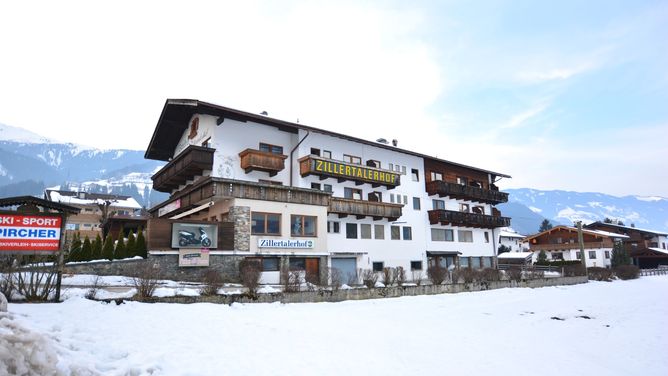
left=258, top=238, right=314, bottom=249
left=178, top=248, right=210, bottom=267
left=158, top=199, right=181, bottom=217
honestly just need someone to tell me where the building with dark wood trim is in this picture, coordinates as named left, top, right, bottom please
left=585, top=222, right=668, bottom=268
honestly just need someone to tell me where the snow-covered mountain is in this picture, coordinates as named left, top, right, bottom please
left=0, top=122, right=167, bottom=207
left=499, top=188, right=668, bottom=235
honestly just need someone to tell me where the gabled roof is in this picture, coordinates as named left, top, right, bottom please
left=45, top=190, right=142, bottom=209
left=524, top=225, right=629, bottom=242
left=585, top=221, right=668, bottom=237
left=144, top=99, right=511, bottom=179
left=0, top=195, right=80, bottom=215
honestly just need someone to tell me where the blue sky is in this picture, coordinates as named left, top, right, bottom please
left=0, top=0, right=666, bottom=196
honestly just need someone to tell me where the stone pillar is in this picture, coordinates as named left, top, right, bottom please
left=229, top=206, right=250, bottom=252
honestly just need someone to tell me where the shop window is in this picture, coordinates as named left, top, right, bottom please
left=471, top=257, right=482, bottom=269
left=432, top=200, right=445, bottom=210
left=410, top=261, right=423, bottom=271
left=343, top=154, right=361, bottom=164
left=289, top=257, right=306, bottom=271
left=374, top=224, right=385, bottom=239
left=346, top=223, right=358, bottom=239
left=262, top=257, right=280, bottom=272
left=327, top=221, right=340, bottom=234
left=372, top=262, right=384, bottom=272
left=483, top=257, right=492, bottom=268
left=291, top=215, right=317, bottom=237
left=361, top=224, right=372, bottom=239
left=391, top=226, right=400, bottom=240
left=411, top=168, right=419, bottom=182
left=460, top=257, right=469, bottom=268
left=403, top=226, right=412, bottom=240
left=259, top=142, right=283, bottom=155
left=431, top=228, right=454, bottom=242
left=344, top=187, right=362, bottom=200
left=458, top=230, right=473, bottom=242
left=412, top=197, right=421, bottom=210
left=251, top=212, right=281, bottom=235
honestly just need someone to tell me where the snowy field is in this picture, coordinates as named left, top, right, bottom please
left=3, top=276, right=668, bottom=376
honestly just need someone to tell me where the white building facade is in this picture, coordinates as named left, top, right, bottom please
left=145, top=100, right=512, bottom=283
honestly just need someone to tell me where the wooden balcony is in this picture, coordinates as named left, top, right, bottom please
left=152, top=145, right=215, bottom=193
left=428, top=209, right=511, bottom=229
left=238, top=148, right=288, bottom=177
left=298, top=155, right=400, bottom=188
left=426, top=180, right=509, bottom=204
left=529, top=242, right=611, bottom=251
left=329, top=197, right=403, bottom=221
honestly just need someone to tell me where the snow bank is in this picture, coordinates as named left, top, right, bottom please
left=0, top=292, right=7, bottom=312
left=0, top=313, right=61, bottom=375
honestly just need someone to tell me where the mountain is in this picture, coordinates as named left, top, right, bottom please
left=0, top=122, right=167, bottom=207
left=499, top=188, right=668, bottom=235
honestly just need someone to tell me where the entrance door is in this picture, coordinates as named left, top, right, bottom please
left=305, top=258, right=320, bottom=285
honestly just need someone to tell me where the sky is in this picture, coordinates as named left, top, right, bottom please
left=0, top=0, right=666, bottom=197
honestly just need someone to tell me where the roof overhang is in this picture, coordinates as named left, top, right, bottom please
left=426, top=251, right=462, bottom=256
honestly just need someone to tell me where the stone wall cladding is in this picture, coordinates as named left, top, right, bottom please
left=230, top=206, right=250, bottom=252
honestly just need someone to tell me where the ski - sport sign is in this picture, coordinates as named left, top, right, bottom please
left=0, top=214, right=62, bottom=252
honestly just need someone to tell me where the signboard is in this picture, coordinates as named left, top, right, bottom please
left=178, top=248, right=210, bottom=267
left=171, top=222, right=218, bottom=249
left=158, top=199, right=181, bottom=217
left=258, top=238, right=314, bottom=249
left=0, top=214, right=62, bottom=252
left=304, top=157, right=400, bottom=186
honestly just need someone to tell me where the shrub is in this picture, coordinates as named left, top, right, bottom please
left=427, top=265, right=448, bottom=285
left=525, top=268, right=545, bottom=280
left=200, top=268, right=224, bottom=296
left=537, top=250, right=548, bottom=263
left=283, top=270, right=302, bottom=292
left=80, top=236, right=92, bottom=262
left=479, top=268, right=500, bottom=282
left=101, top=236, right=114, bottom=261
left=346, top=270, right=359, bottom=286
left=453, top=268, right=479, bottom=283
left=0, top=256, right=16, bottom=298
left=12, top=255, right=59, bottom=302
left=85, top=275, right=106, bottom=300
left=563, top=264, right=586, bottom=277
left=114, top=232, right=127, bottom=260
left=126, top=232, right=137, bottom=258
left=588, top=267, right=613, bottom=281
left=396, top=267, right=406, bottom=286
left=330, top=268, right=343, bottom=291
left=614, top=265, right=639, bottom=280
left=91, top=234, right=103, bottom=260
left=382, top=267, right=396, bottom=286
left=239, top=259, right=262, bottom=296
left=135, top=229, right=148, bottom=259
left=411, top=270, right=423, bottom=286
left=131, top=262, right=161, bottom=301
left=361, top=269, right=378, bottom=288
left=504, top=268, right=523, bottom=282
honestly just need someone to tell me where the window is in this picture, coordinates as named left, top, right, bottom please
left=432, top=200, right=445, bottom=210
left=368, top=192, right=382, bottom=202
left=458, top=230, right=473, bottom=242
left=403, top=195, right=408, bottom=205
left=372, top=262, right=384, bottom=272
left=391, top=226, right=400, bottom=240
left=367, top=159, right=381, bottom=168
left=291, top=215, right=316, bottom=236
left=310, top=148, right=320, bottom=156
left=589, top=251, right=597, bottom=259
left=262, top=257, right=280, bottom=272
left=576, top=252, right=582, bottom=259
left=483, top=257, right=492, bottom=268
left=259, top=142, right=283, bottom=155
left=430, top=171, right=443, bottom=181
left=403, top=226, right=412, bottom=240
left=395, top=165, right=401, bottom=173
left=411, top=261, right=423, bottom=271
left=470, top=180, right=483, bottom=188
left=460, top=257, right=469, bottom=268
left=460, top=204, right=470, bottom=213
left=259, top=179, right=283, bottom=186
left=411, top=168, right=419, bottom=182
left=471, top=257, right=482, bottom=269
left=552, top=252, right=564, bottom=260
left=604, top=251, right=610, bottom=259
left=311, top=182, right=321, bottom=190
left=431, top=228, right=454, bottom=242
left=484, top=232, right=490, bottom=243
left=322, top=150, right=332, bottom=159
left=346, top=223, right=358, bottom=239
left=343, top=154, right=361, bottom=164
left=374, top=224, right=385, bottom=239
left=412, top=197, right=421, bottom=210
left=289, top=258, right=306, bottom=271
left=201, top=138, right=211, bottom=148
left=401, top=166, right=407, bottom=175
left=251, top=212, right=281, bottom=235
left=456, top=176, right=468, bottom=185
left=390, top=194, right=395, bottom=203
left=327, top=221, right=340, bottom=234
left=389, top=163, right=394, bottom=171
left=473, top=206, right=485, bottom=215
left=361, top=224, right=372, bottom=239
left=323, top=184, right=333, bottom=193
left=344, top=187, right=362, bottom=200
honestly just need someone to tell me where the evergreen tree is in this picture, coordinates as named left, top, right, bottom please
left=538, top=219, right=553, bottom=232
left=114, top=231, right=127, bottom=260
left=92, top=233, right=103, bottom=260
left=497, top=244, right=511, bottom=254
left=102, top=235, right=114, bottom=261
left=135, top=228, right=147, bottom=259
left=603, top=217, right=613, bottom=224
left=537, top=250, right=548, bottom=264
left=126, top=231, right=137, bottom=258
left=611, top=241, right=630, bottom=267
left=68, top=233, right=82, bottom=262
left=80, top=236, right=92, bottom=261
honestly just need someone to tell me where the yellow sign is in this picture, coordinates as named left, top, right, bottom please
left=311, top=158, right=399, bottom=185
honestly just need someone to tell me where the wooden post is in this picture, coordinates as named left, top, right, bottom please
left=54, top=214, right=68, bottom=302
left=576, top=221, right=589, bottom=279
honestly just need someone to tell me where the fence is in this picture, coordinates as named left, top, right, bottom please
left=639, top=268, right=668, bottom=277
left=497, top=264, right=563, bottom=276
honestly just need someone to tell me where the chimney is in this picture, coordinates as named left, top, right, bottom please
left=392, top=139, right=398, bottom=147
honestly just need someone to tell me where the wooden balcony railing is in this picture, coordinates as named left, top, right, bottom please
left=298, top=155, right=401, bottom=188
left=238, top=148, right=288, bottom=177
left=428, top=209, right=511, bottom=228
left=426, top=180, right=509, bottom=204
left=329, top=197, right=403, bottom=221
left=528, top=242, right=611, bottom=251
left=152, top=145, right=215, bottom=193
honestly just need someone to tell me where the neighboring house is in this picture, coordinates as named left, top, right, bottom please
left=498, top=227, right=525, bottom=252
left=44, top=190, right=143, bottom=240
left=144, top=99, right=512, bottom=283
left=584, top=222, right=668, bottom=268
left=523, top=225, right=628, bottom=268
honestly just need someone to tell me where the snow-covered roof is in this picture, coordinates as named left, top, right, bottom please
left=499, top=230, right=525, bottom=238
left=46, top=190, right=141, bottom=209
left=497, top=252, right=533, bottom=259
left=586, top=222, right=668, bottom=236
left=584, top=229, right=630, bottom=239
left=648, top=248, right=668, bottom=256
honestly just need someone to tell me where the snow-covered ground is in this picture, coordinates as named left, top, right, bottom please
left=4, top=276, right=668, bottom=376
